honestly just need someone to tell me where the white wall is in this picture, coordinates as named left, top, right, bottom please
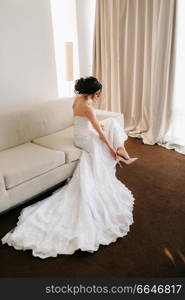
left=0, top=0, right=58, bottom=111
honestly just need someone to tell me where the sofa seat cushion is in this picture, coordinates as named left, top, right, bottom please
left=33, top=126, right=82, bottom=163
left=0, top=143, right=65, bottom=189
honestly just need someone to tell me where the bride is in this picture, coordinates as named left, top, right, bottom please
left=1, top=76, right=138, bottom=259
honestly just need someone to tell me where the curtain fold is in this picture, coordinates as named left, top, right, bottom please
left=93, top=0, right=177, bottom=146
left=158, top=0, right=185, bottom=154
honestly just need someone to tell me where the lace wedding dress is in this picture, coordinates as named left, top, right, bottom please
left=1, top=116, right=135, bottom=259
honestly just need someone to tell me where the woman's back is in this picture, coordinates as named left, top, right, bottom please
left=72, top=96, right=93, bottom=117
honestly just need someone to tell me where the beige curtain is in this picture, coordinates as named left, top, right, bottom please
left=93, top=0, right=177, bottom=145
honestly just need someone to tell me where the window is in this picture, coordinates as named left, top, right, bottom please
left=50, top=0, right=96, bottom=97
left=164, top=0, right=185, bottom=153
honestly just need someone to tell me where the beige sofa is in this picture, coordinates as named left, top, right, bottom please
left=0, top=97, right=124, bottom=214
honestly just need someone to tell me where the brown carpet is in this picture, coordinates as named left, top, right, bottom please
left=0, top=137, right=185, bottom=278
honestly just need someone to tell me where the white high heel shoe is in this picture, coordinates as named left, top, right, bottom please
left=117, top=155, right=138, bottom=165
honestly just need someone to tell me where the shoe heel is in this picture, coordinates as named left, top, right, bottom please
left=116, top=159, right=123, bottom=168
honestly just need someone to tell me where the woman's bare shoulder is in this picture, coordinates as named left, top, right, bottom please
left=84, top=104, right=96, bottom=119
left=72, top=95, right=79, bottom=109
left=73, top=95, right=78, bottom=103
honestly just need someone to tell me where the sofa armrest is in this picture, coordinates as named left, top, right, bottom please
left=0, top=173, right=10, bottom=213
left=95, top=109, right=124, bottom=128
left=0, top=173, right=5, bottom=192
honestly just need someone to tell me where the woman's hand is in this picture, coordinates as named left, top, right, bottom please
left=109, top=147, right=117, bottom=160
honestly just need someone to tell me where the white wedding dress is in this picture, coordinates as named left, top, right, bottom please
left=1, top=115, right=135, bottom=259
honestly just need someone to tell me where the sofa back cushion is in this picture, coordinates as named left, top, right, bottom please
left=0, top=97, right=74, bottom=151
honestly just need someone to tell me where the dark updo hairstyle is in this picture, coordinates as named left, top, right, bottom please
left=74, top=76, right=102, bottom=95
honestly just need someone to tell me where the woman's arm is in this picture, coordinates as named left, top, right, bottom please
left=85, top=107, right=117, bottom=158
